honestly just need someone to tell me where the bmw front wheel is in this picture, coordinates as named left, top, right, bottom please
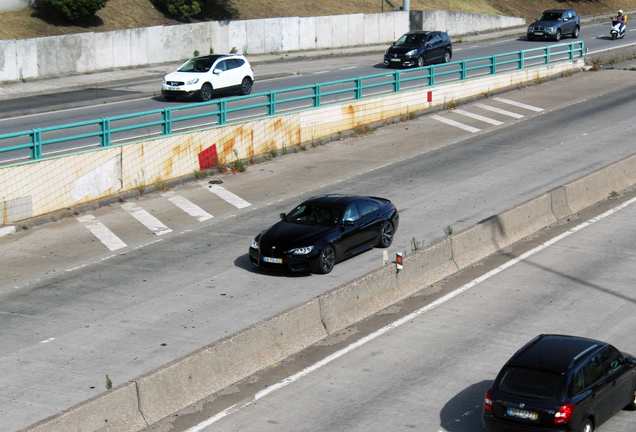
left=316, top=246, right=335, bottom=274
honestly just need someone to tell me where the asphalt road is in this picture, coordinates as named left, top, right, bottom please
left=161, top=177, right=636, bottom=432
left=3, top=66, right=636, bottom=431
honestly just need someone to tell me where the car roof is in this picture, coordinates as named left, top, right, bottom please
left=302, top=194, right=380, bottom=207
left=541, top=9, right=570, bottom=14
left=404, top=30, right=433, bottom=36
left=506, top=334, right=607, bottom=373
left=193, top=54, right=244, bottom=62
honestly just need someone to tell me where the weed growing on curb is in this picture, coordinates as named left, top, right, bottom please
left=232, top=149, right=246, bottom=172
left=282, top=142, right=287, bottom=155
left=135, top=170, right=146, bottom=196
left=270, top=148, right=278, bottom=158
left=154, top=179, right=171, bottom=191
left=533, top=77, right=546, bottom=85
left=444, top=226, right=454, bottom=237
left=105, top=375, right=112, bottom=390
left=410, top=237, right=424, bottom=252
left=193, top=169, right=207, bottom=180
left=610, top=190, right=619, bottom=198
left=300, top=144, right=307, bottom=151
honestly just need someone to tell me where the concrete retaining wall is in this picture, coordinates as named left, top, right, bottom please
left=0, top=0, right=30, bottom=13
left=0, top=11, right=409, bottom=82
left=19, top=138, right=636, bottom=432
left=410, top=10, right=525, bottom=35
left=0, top=59, right=583, bottom=225
left=0, top=9, right=527, bottom=83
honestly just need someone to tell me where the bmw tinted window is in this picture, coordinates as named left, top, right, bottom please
left=343, top=205, right=360, bottom=222
left=356, top=201, right=379, bottom=218
left=286, top=205, right=339, bottom=226
left=497, top=366, right=566, bottom=399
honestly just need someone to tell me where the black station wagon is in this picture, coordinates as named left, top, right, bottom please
left=384, top=30, right=452, bottom=68
left=483, top=334, right=636, bottom=432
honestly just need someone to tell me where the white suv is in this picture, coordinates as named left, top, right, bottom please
left=162, top=54, right=254, bottom=102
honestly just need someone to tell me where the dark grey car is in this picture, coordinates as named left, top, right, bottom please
left=527, top=9, right=580, bottom=42
left=384, top=30, right=452, bottom=68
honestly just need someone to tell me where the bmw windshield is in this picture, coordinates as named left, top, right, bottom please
left=285, top=205, right=340, bottom=226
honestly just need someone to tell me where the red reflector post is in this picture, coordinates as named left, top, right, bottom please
left=396, top=252, right=403, bottom=272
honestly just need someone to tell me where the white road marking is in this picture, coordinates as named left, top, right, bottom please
left=121, top=203, right=172, bottom=235
left=432, top=115, right=481, bottom=133
left=162, top=192, right=213, bottom=222
left=313, top=71, right=330, bottom=74
left=494, top=97, right=544, bottom=112
left=475, top=103, right=524, bottom=119
left=206, top=184, right=251, bottom=209
left=451, top=109, right=503, bottom=125
left=184, top=195, right=636, bottom=432
left=77, top=215, right=127, bottom=250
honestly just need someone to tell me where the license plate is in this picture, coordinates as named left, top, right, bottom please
left=390, top=58, right=401, bottom=62
left=169, top=86, right=179, bottom=91
left=263, top=257, right=282, bottom=264
left=535, top=32, right=543, bottom=36
left=507, top=408, right=538, bottom=420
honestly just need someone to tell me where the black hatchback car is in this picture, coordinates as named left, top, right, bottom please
left=249, top=194, right=399, bottom=274
left=483, top=334, right=636, bottom=432
left=384, top=30, right=452, bottom=68
left=527, top=9, right=580, bottom=41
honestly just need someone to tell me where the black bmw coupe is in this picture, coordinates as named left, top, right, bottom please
left=249, top=194, right=399, bottom=274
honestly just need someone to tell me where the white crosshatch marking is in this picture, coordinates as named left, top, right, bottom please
left=206, top=184, right=251, bottom=209
left=451, top=109, right=504, bottom=125
left=162, top=192, right=213, bottom=222
left=475, top=103, right=524, bottom=119
left=433, top=115, right=481, bottom=133
left=494, top=97, right=544, bottom=112
left=121, top=203, right=172, bottom=235
left=77, top=215, right=127, bottom=251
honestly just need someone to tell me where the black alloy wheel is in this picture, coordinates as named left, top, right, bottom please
left=239, top=77, right=253, bottom=95
left=554, top=29, right=562, bottom=42
left=379, top=222, right=394, bottom=248
left=444, top=51, right=451, bottom=63
left=416, top=55, right=425, bottom=68
left=199, top=83, right=213, bottom=102
left=317, top=246, right=335, bottom=274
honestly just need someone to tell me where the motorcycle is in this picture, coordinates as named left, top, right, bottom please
left=611, top=18, right=626, bottom=39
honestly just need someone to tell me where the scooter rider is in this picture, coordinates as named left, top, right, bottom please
left=614, top=10, right=627, bottom=37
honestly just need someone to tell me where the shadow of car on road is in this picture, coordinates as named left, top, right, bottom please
left=439, top=380, right=492, bottom=432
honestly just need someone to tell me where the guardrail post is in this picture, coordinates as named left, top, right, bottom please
left=568, top=42, right=574, bottom=60
left=490, top=56, right=496, bottom=74
left=268, top=90, right=276, bottom=116
left=30, top=129, right=42, bottom=160
left=519, top=51, right=525, bottom=69
left=218, top=100, right=227, bottom=125
left=99, top=118, right=111, bottom=147
left=162, top=108, right=172, bottom=135
left=355, top=76, right=363, bottom=99
left=460, top=60, right=466, bottom=80
left=313, top=84, right=321, bottom=107
left=393, top=70, right=401, bottom=92
left=429, top=66, right=435, bottom=86
left=544, top=47, right=550, bottom=64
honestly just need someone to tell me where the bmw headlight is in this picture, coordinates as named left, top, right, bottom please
left=186, top=78, right=200, bottom=85
left=292, top=246, right=314, bottom=255
left=547, top=27, right=554, bottom=33
left=406, top=49, right=418, bottom=57
left=251, top=239, right=259, bottom=249
left=527, top=26, right=533, bottom=32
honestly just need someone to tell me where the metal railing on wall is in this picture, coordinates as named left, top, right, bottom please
left=0, top=42, right=584, bottom=164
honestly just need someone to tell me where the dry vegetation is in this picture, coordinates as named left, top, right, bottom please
left=0, top=0, right=634, bottom=41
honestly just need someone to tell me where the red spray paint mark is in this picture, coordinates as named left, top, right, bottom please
left=198, top=144, right=218, bottom=170
left=427, top=91, right=432, bottom=103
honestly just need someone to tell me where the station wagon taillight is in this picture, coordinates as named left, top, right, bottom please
left=484, top=389, right=493, bottom=412
left=554, top=403, right=574, bottom=424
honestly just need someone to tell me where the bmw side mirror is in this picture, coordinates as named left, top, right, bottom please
left=343, top=220, right=354, bottom=226
left=280, top=213, right=286, bottom=220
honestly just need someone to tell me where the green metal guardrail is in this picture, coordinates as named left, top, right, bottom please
left=0, top=42, right=584, bottom=162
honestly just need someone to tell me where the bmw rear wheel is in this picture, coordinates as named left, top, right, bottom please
left=239, top=77, right=253, bottom=95
left=199, top=83, right=213, bottom=102
left=379, top=222, right=394, bottom=248
left=316, top=246, right=335, bottom=274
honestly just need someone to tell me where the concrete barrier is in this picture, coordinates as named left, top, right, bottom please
left=411, top=10, right=525, bottom=35
left=451, top=193, right=557, bottom=270
left=135, top=297, right=327, bottom=426
left=20, top=382, right=146, bottom=432
left=561, top=153, right=636, bottom=214
left=319, top=237, right=457, bottom=334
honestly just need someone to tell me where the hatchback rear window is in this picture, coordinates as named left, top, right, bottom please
left=497, top=366, right=565, bottom=400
